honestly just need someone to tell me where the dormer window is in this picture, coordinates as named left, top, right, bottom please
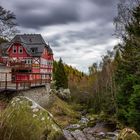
left=13, top=46, right=17, bottom=53
left=31, top=48, right=38, bottom=53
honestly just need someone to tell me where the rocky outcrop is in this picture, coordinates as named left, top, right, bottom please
left=46, top=88, right=71, bottom=101
left=19, top=87, right=47, bottom=102
left=50, top=82, right=71, bottom=100
left=57, top=88, right=71, bottom=100
left=0, top=96, right=66, bottom=140
left=20, top=88, right=79, bottom=128
left=117, top=128, right=140, bottom=140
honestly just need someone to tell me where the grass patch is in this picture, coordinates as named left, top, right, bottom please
left=46, top=94, right=80, bottom=128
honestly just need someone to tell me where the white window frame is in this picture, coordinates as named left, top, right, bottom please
left=13, top=46, right=17, bottom=53
left=19, top=46, right=23, bottom=54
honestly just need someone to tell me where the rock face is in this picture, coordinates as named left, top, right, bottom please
left=38, top=89, right=71, bottom=110
left=117, top=128, right=140, bottom=140
left=0, top=96, right=66, bottom=140
left=20, top=87, right=47, bottom=102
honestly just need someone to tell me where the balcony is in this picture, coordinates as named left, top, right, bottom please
left=9, top=62, right=32, bottom=69
left=0, top=58, right=3, bottom=63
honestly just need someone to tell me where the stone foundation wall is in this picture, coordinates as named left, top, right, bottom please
left=19, top=87, right=48, bottom=102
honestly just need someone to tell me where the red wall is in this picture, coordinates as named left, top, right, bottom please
left=0, top=49, right=4, bottom=63
left=41, top=48, right=53, bottom=60
left=41, top=48, right=53, bottom=74
left=32, top=68, right=40, bottom=80
left=8, top=43, right=30, bottom=58
left=0, top=57, right=3, bottom=63
left=7, top=44, right=53, bottom=81
left=16, top=74, right=29, bottom=81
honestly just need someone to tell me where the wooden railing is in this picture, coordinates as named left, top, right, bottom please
left=0, top=72, right=51, bottom=91
left=9, top=62, right=32, bottom=68
left=0, top=58, right=3, bottom=63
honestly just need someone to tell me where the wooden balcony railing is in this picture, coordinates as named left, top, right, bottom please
left=0, top=72, right=51, bottom=91
left=9, top=62, right=32, bottom=68
left=0, top=58, right=3, bottom=63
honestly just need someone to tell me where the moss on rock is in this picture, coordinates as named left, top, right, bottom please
left=47, top=94, right=80, bottom=127
left=38, top=90, right=80, bottom=128
left=117, top=128, right=140, bottom=140
left=0, top=96, right=66, bottom=140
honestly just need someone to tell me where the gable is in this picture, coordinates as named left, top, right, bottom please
left=8, top=43, right=30, bottom=57
left=10, top=34, right=53, bottom=57
left=41, top=48, right=53, bottom=60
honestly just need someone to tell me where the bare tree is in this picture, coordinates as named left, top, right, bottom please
left=114, top=0, right=140, bottom=38
left=0, top=6, right=18, bottom=40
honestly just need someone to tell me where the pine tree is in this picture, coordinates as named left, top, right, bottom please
left=54, top=58, right=68, bottom=89
left=115, top=4, right=140, bottom=130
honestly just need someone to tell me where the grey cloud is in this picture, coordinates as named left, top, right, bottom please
left=18, top=10, right=78, bottom=28
left=47, top=35, right=63, bottom=48
left=49, top=22, right=114, bottom=49
left=14, top=1, right=78, bottom=28
left=91, top=0, right=115, bottom=6
left=1, top=0, right=117, bottom=29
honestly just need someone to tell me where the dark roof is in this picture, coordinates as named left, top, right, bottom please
left=14, top=34, right=53, bottom=56
left=11, top=34, right=46, bottom=44
left=0, top=34, right=53, bottom=57
left=0, top=42, right=10, bottom=49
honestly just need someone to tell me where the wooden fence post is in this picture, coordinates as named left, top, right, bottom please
left=5, top=73, right=7, bottom=90
left=28, top=73, right=30, bottom=89
left=41, top=73, right=42, bottom=85
left=16, top=73, right=18, bottom=91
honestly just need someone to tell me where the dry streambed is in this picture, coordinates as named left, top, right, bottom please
left=63, top=116, right=119, bottom=140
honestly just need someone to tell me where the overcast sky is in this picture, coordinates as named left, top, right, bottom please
left=0, top=0, right=119, bottom=72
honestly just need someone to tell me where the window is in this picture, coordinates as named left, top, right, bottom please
left=13, top=46, right=17, bottom=53
left=19, top=47, right=23, bottom=54
left=25, top=59, right=32, bottom=64
left=31, top=48, right=38, bottom=53
left=28, top=60, right=30, bottom=64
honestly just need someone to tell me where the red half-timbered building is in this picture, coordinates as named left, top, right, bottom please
left=0, top=34, right=53, bottom=84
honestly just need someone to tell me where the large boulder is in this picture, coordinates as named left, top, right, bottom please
left=117, top=128, right=140, bottom=140
left=0, top=96, right=66, bottom=140
left=49, top=89, right=71, bottom=101
left=57, top=88, right=71, bottom=100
